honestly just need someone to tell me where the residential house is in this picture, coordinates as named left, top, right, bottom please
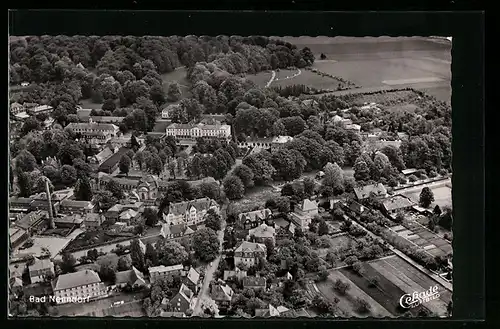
left=234, top=241, right=267, bottom=268
left=162, top=104, right=178, bottom=119
left=53, top=214, right=84, bottom=229
left=28, top=257, right=55, bottom=284
left=290, top=199, right=318, bottom=231
left=271, top=135, right=294, bottom=149
left=149, top=264, right=184, bottom=284
left=164, top=198, right=219, bottom=226
left=118, top=209, right=140, bottom=224
left=165, top=123, right=232, bottom=141
left=238, top=209, right=272, bottom=229
left=169, top=284, right=197, bottom=314
left=353, top=183, right=388, bottom=201
left=182, top=267, right=200, bottom=293
left=242, top=276, right=266, bottom=290
left=223, top=268, right=247, bottom=281
left=52, top=270, right=107, bottom=304
left=97, top=174, right=166, bottom=205
left=160, top=223, right=197, bottom=240
left=210, top=280, right=234, bottom=310
left=105, top=202, right=145, bottom=220
left=382, top=195, right=415, bottom=216
left=115, top=266, right=147, bottom=288
left=248, top=223, right=276, bottom=244
left=83, top=213, right=104, bottom=228
left=344, top=200, right=365, bottom=216
left=66, top=120, right=119, bottom=145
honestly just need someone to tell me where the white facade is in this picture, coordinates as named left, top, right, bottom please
left=165, top=123, right=231, bottom=140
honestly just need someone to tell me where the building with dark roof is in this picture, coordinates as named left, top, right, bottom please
left=149, top=264, right=184, bottom=284
left=382, top=195, right=415, bottom=215
left=9, top=196, right=34, bottom=213
left=115, top=266, right=146, bottom=288
left=66, top=121, right=119, bottom=145
left=169, top=284, right=197, bottom=314
left=164, top=197, right=219, bottom=226
left=238, top=209, right=272, bottom=230
left=182, top=267, right=200, bottom=293
left=14, top=210, right=48, bottom=233
left=234, top=242, right=267, bottom=268
left=210, top=280, right=234, bottom=310
left=98, top=147, right=131, bottom=174
left=53, top=214, right=84, bottom=229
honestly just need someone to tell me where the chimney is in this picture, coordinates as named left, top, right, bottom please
left=45, top=179, right=55, bottom=229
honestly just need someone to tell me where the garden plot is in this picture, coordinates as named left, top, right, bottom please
left=316, top=270, right=393, bottom=318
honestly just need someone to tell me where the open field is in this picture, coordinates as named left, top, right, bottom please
left=245, top=71, right=272, bottom=87
left=316, top=270, right=393, bottom=318
left=281, top=36, right=451, bottom=102
left=368, top=256, right=452, bottom=316
left=403, top=185, right=452, bottom=209
left=339, top=258, right=422, bottom=316
left=152, top=119, right=172, bottom=133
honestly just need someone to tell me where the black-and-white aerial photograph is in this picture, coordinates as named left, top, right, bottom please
left=9, top=34, right=453, bottom=318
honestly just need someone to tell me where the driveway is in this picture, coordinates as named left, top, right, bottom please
left=192, top=205, right=226, bottom=316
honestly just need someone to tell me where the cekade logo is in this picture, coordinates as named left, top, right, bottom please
left=399, top=285, right=440, bottom=308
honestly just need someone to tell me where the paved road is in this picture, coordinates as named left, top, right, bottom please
left=192, top=205, right=227, bottom=316
left=265, top=70, right=276, bottom=88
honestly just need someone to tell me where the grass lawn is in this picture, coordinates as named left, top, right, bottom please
left=403, top=185, right=452, bottom=209
left=80, top=98, right=104, bottom=110
left=152, top=119, right=172, bottom=133
left=245, top=71, right=272, bottom=87
left=316, top=270, right=393, bottom=318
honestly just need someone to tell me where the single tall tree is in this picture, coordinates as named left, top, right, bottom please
left=419, top=187, right=435, bottom=208
left=119, top=154, right=131, bottom=175
left=130, top=239, right=146, bottom=272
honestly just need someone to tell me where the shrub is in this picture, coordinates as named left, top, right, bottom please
left=333, top=279, right=350, bottom=295
left=352, top=261, right=364, bottom=275
left=439, top=168, right=448, bottom=176
left=368, top=277, right=379, bottom=287
left=428, top=170, right=438, bottom=178
left=355, top=297, right=371, bottom=313
left=408, top=175, right=418, bottom=182
left=420, top=174, right=428, bottom=180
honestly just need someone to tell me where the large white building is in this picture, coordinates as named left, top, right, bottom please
left=163, top=197, right=220, bottom=226
left=52, top=270, right=107, bottom=304
left=234, top=241, right=267, bottom=268
left=66, top=120, right=119, bottom=144
left=165, top=123, right=231, bottom=141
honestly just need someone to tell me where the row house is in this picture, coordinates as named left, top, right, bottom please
left=165, top=123, right=231, bottom=141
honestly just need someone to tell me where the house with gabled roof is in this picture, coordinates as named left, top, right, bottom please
left=59, top=199, right=95, bottom=215
left=164, top=197, right=219, bottom=226
left=210, top=280, right=234, bottom=310
left=248, top=223, right=276, bottom=244
left=115, top=266, right=147, bottom=288
left=182, top=267, right=200, bottom=293
left=290, top=199, right=318, bottom=231
left=353, top=183, right=388, bottom=201
left=234, top=241, right=267, bottom=268
left=28, top=257, right=55, bottom=284
left=382, top=195, right=415, bottom=215
left=255, top=304, right=281, bottom=318
left=238, top=208, right=272, bottom=229
left=169, top=283, right=197, bottom=314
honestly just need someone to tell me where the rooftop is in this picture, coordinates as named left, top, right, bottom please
left=53, top=269, right=102, bottom=291
left=296, top=199, right=317, bottom=212
left=66, top=122, right=118, bottom=131
left=60, top=199, right=94, bottom=209
left=149, top=264, right=183, bottom=274
left=249, top=224, right=276, bottom=238
left=115, top=266, right=144, bottom=285
left=167, top=123, right=230, bottom=130
left=54, top=214, right=84, bottom=225
left=353, top=183, right=387, bottom=200
left=382, top=195, right=415, bottom=211
left=167, top=198, right=217, bottom=216
left=235, top=241, right=267, bottom=254
left=185, top=267, right=200, bottom=285
left=272, top=135, right=294, bottom=144
left=242, top=276, right=266, bottom=287
left=238, top=209, right=272, bottom=222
